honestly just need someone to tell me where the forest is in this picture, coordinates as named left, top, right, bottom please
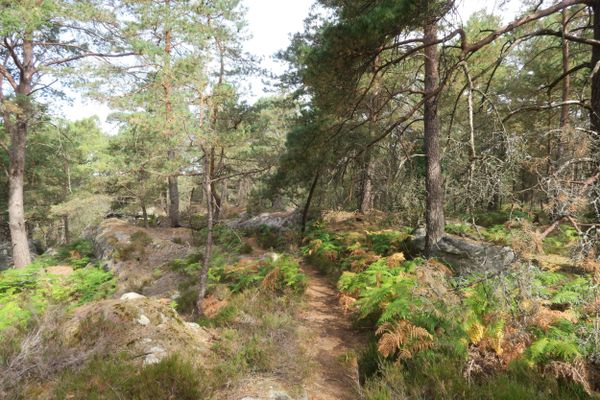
left=2, top=0, right=600, bottom=399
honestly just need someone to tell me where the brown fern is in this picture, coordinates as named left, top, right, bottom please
left=262, top=267, right=281, bottom=291
left=339, top=294, right=357, bottom=314
left=376, top=320, right=434, bottom=361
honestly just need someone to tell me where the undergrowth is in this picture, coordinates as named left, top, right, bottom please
left=48, top=354, right=211, bottom=400
left=0, top=241, right=114, bottom=339
left=303, top=220, right=600, bottom=398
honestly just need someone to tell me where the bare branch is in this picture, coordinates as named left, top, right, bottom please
left=502, top=100, right=590, bottom=123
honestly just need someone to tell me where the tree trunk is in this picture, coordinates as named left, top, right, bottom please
left=8, top=33, right=34, bottom=268
left=591, top=1, right=600, bottom=152
left=197, top=147, right=214, bottom=316
left=301, top=172, right=320, bottom=237
left=164, top=0, right=179, bottom=228
left=62, top=215, right=70, bottom=244
left=423, top=21, right=445, bottom=257
left=359, top=55, right=382, bottom=214
left=141, top=202, right=149, bottom=228
left=8, top=138, right=31, bottom=267
left=560, top=9, right=571, bottom=133
left=359, top=149, right=374, bottom=213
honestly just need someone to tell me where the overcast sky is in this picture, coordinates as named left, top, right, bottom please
left=62, top=0, right=522, bottom=130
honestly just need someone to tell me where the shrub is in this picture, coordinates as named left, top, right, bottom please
left=366, top=229, right=411, bottom=256
left=0, top=260, right=114, bottom=338
left=214, top=256, right=307, bottom=295
left=58, top=239, right=95, bottom=269
left=52, top=355, right=210, bottom=400
left=115, top=231, right=153, bottom=261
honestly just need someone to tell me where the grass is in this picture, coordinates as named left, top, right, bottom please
left=199, top=288, right=310, bottom=394
left=49, top=354, right=212, bottom=400
left=115, top=230, right=153, bottom=261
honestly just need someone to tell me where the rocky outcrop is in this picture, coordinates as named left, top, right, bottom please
left=408, top=228, right=516, bottom=275
left=0, top=240, right=42, bottom=271
left=228, top=210, right=300, bottom=230
left=89, top=218, right=193, bottom=296
left=0, top=242, right=11, bottom=271
left=60, top=294, right=212, bottom=366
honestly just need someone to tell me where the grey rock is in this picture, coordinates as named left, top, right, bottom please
left=268, top=390, right=292, bottom=400
left=228, top=211, right=299, bottom=230
left=408, top=228, right=515, bottom=275
left=137, top=314, right=150, bottom=326
left=185, top=322, right=201, bottom=330
left=120, top=292, right=146, bottom=300
left=143, top=346, right=166, bottom=365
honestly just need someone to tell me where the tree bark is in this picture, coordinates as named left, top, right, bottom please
left=141, top=202, right=149, bottom=228
left=197, top=147, right=213, bottom=316
left=359, top=55, right=381, bottom=214
left=301, top=172, right=320, bottom=237
left=7, top=33, right=34, bottom=268
left=359, top=150, right=374, bottom=213
left=423, top=21, right=445, bottom=257
left=591, top=1, right=600, bottom=158
left=62, top=215, right=70, bottom=244
left=164, top=0, right=180, bottom=228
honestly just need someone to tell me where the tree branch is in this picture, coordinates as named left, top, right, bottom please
left=463, top=0, right=590, bottom=56
left=44, top=51, right=136, bottom=67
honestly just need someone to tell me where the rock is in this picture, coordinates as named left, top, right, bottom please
left=228, top=211, right=299, bottom=230
left=137, top=314, right=150, bottom=326
left=144, top=346, right=166, bottom=365
left=408, top=228, right=515, bottom=275
left=0, top=242, right=12, bottom=271
left=120, top=292, right=146, bottom=300
left=185, top=322, right=201, bottom=330
left=88, top=219, right=193, bottom=296
left=0, top=239, right=42, bottom=271
left=60, top=297, right=212, bottom=367
left=268, top=390, right=292, bottom=400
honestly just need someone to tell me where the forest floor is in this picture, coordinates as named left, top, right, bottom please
left=298, top=264, right=366, bottom=400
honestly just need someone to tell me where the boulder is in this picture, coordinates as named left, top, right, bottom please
left=0, top=240, right=42, bottom=271
left=120, top=292, right=146, bottom=301
left=408, top=228, right=515, bottom=275
left=59, top=296, right=212, bottom=366
left=228, top=211, right=299, bottom=230
left=0, top=242, right=11, bottom=271
left=88, top=219, right=192, bottom=296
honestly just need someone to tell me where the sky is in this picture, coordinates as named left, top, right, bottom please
left=62, top=0, right=522, bottom=131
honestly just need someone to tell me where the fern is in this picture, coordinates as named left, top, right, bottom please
left=376, top=320, right=434, bottom=361
left=527, top=319, right=581, bottom=364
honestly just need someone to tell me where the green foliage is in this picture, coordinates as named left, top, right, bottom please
left=52, top=355, right=210, bottom=400
left=362, top=356, right=590, bottom=400
left=170, top=252, right=204, bottom=276
left=57, top=239, right=95, bottom=269
left=366, top=229, right=410, bottom=256
left=543, top=225, right=580, bottom=255
left=301, top=225, right=344, bottom=273
left=0, top=243, right=114, bottom=338
left=481, top=224, right=512, bottom=245
left=445, top=223, right=477, bottom=237
left=473, top=210, right=532, bottom=227
left=213, top=256, right=307, bottom=295
left=67, top=267, right=116, bottom=305
left=254, top=224, right=290, bottom=251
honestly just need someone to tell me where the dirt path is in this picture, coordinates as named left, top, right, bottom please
left=299, top=265, right=366, bottom=400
